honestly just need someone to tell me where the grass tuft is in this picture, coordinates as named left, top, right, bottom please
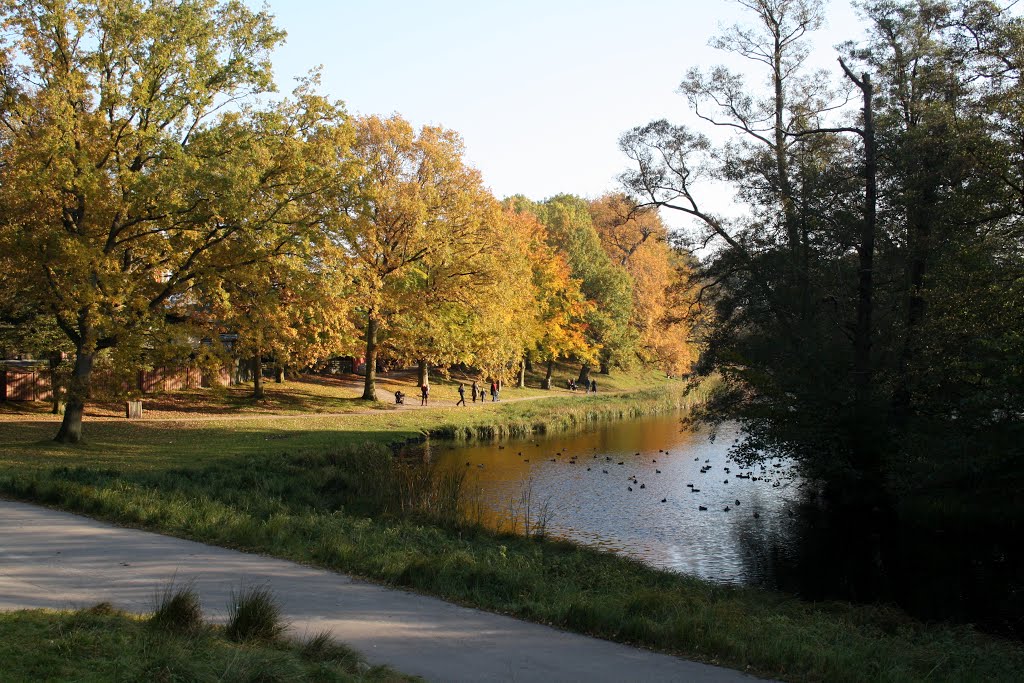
left=226, top=584, right=286, bottom=642
left=149, top=579, right=203, bottom=634
left=300, top=629, right=364, bottom=667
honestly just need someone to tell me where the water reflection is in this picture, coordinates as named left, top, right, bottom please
left=426, top=414, right=801, bottom=587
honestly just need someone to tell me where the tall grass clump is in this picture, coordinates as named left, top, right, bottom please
left=300, top=630, right=364, bottom=668
left=149, top=579, right=203, bottom=634
left=226, top=584, right=286, bottom=642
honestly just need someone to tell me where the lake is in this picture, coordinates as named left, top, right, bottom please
left=424, top=413, right=800, bottom=588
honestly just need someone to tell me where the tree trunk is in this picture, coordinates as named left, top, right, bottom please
left=851, top=71, right=876, bottom=413
left=274, top=364, right=285, bottom=383
left=417, top=359, right=429, bottom=388
left=54, top=345, right=94, bottom=444
left=599, top=350, right=611, bottom=375
left=253, top=351, right=265, bottom=399
left=48, top=352, right=63, bottom=415
left=576, top=364, right=591, bottom=387
left=542, top=358, right=554, bottom=389
left=361, top=312, right=379, bottom=401
left=517, top=357, right=526, bottom=388
left=524, top=357, right=533, bottom=372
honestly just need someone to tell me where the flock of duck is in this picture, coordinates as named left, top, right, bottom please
left=466, top=441, right=792, bottom=518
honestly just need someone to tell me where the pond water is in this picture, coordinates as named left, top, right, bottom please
left=426, top=413, right=801, bottom=587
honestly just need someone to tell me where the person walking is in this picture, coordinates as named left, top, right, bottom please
left=420, top=383, right=429, bottom=406
left=456, top=383, right=466, bottom=406
left=490, top=380, right=497, bottom=402
left=471, top=380, right=478, bottom=403
left=591, top=379, right=597, bottom=393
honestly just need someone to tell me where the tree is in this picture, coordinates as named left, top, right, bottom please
left=336, top=115, right=497, bottom=401
left=589, top=193, right=698, bottom=375
left=623, top=0, right=1024, bottom=622
left=0, top=0, right=288, bottom=443
left=501, top=202, right=594, bottom=388
left=519, top=195, right=634, bottom=381
left=196, top=90, right=360, bottom=399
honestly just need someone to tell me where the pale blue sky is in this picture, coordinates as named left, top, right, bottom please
left=261, top=1, right=863, bottom=206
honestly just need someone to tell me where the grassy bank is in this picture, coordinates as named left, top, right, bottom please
left=0, top=602, right=412, bottom=682
left=1, top=371, right=1022, bottom=681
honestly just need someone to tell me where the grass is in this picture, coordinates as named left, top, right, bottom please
left=1, top=365, right=1022, bottom=681
left=150, top=580, right=203, bottom=634
left=0, top=602, right=413, bottom=682
left=227, top=584, right=287, bottom=642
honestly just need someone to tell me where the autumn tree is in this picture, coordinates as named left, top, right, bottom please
left=499, top=203, right=593, bottom=388
left=589, top=193, right=697, bottom=375
left=193, top=90, right=359, bottom=399
left=0, top=0, right=297, bottom=442
left=336, top=115, right=498, bottom=401
left=514, top=195, right=633, bottom=383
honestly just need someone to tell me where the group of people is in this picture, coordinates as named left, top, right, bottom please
left=457, top=379, right=500, bottom=404
left=397, top=376, right=595, bottom=407
left=567, top=378, right=597, bottom=393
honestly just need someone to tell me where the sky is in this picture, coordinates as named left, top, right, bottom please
left=260, top=1, right=865, bottom=211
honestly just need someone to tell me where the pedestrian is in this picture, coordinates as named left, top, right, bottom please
left=584, top=379, right=590, bottom=394
left=591, top=379, right=597, bottom=393
left=456, top=382, right=466, bottom=406
left=471, top=380, right=478, bottom=403
left=420, top=383, right=429, bottom=406
left=490, top=380, right=497, bottom=402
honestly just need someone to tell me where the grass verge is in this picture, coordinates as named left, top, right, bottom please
left=0, top=602, right=413, bottom=682
left=1, top=442, right=1022, bottom=682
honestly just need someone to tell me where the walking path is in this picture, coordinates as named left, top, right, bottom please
left=0, top=499, right=763, bottom=683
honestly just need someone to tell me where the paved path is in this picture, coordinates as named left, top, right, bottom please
left=0, top=500, right=762, bottom=683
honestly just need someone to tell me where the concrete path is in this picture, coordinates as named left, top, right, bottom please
left=0, top=500, right=762, bottom=683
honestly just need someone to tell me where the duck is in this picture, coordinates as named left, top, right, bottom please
left=723, top=479, right=729, bottom=484
left=628, top=486, right=633, bottom=492
left=617, top=461, right=624, bottom=466
left=640, top=483, right=646, bottom=489
left=753, top=511, right=760, bottom=519
left=602, top=469, right=608, bottom=474
left=691, top=488, right=701, bottom=493
left=723, top=505, right=731, bottom=512
left=735, top=499, right=741, bottom=506
left=656, top=469, right=661, bottom=474
left=699, top=505, right=708, bottom=511
left=587, top=467, right=591, bottom=471
left=661, top=498, right=667, bottom=503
